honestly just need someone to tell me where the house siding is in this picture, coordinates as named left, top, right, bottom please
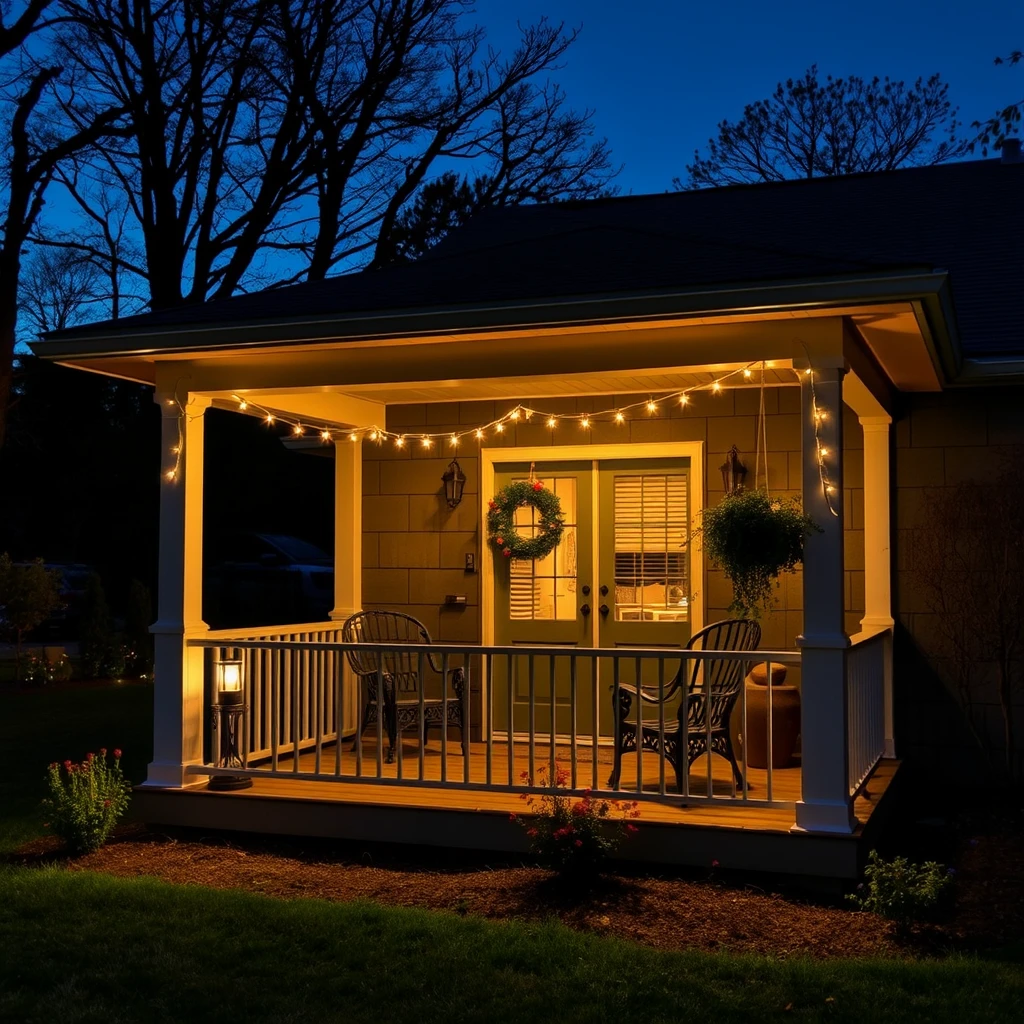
left=893, top=386, right=1024, bottom=783
left=360, top=386, right=866, bottom=662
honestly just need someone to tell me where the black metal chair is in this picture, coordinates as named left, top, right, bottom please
left=341, top=610, right=467, bottom=763
left=608, top=618, right=761, bottom=794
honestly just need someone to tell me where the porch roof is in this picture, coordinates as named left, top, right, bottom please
left=32, top=158, right=1024, bottom=384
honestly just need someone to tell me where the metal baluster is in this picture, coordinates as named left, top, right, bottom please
left=250, top=647, right=260, bottom=763
left=681, top=653, right=689, bottom=799
left=485, top=655, right=493, bottom=788
left=634, top=656, right=643, bottom=796
left=242, top=648, right=250, bottom=769
left=612, top=656, right=621, bottom=792
left=549, top=654, right=557, bottom=787
left=335, top=646, right=343, bottom=778
left=765, top=658, right=773, bottom=804
left=592, top=656, right=600, bottom=792
left=462, top=653, right=471, bottom=786
left=740, top=656, right=749, bottom=802
left=657, top=656, right=665, bottom=797
left=528, top=654, right=536, bottom=784
left=705, top=654, right=713, bottom=799
left=569, top=655, right=578, bottom=791
left=314, top=641, right=322, bottom=776
left=418, top=651, right=426, bottom=782
left=507, top=653, right=515, bottom=786
left=354, top=648, right=364, bottom=779
left=291, top=647, right=300, bottom=775
left=441, top=651, right=449, bottom=784
left=270, top=648, right=279, bottom=773
left=375, top=657, right=385, bottom=779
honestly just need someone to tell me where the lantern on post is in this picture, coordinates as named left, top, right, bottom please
left=442, top=457, right=467, bottom=509
left=719, top=446, right=748, bottom=495
left=209, top=657, right=252, bottom=790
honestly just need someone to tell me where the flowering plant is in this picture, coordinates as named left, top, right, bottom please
left=512, top=763, right=640, bottom=879
left=43, top=748, right=132, bottom=854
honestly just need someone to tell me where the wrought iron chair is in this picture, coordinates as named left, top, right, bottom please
left=608, top=618, right=761, bottom=794
left=341, top=610, right=467, bottom=763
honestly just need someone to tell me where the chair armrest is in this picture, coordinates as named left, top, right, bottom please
left=611, top=679, right=681, bottom=705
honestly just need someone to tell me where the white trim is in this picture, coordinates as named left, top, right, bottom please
left=480, top=440, right=705, bottom=736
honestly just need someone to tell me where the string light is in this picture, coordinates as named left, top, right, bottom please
left=238, top=400, right=248, bottom=411
left=679, top=395, right=689, bottom=407
left=615, top=411, right=625, bottom=424
left=369, top=430, right=378, bottom=442
left=510, top=408, right=520, bottom=421
left=743, top=368, right=753, bottom=379
left=265, top=414, right=275, bottom=425
left=646, top=399, right=657, bottom=413
left=422, top=437, right=432, bottom=448
left=292, top=424, right=304, bottom=436
left=580, top=416, right=591, bottom=429
left=547, top=417, right=556, bottom=429
left=495, top=422, right=504, bottom=433
left=819, top=447, right=830, bottom=457
left=450, top=434, right=459, bottom=447
left=712, top=381, right=722, bottom=393
left=395, top=436, right=405, bottom=448
left=165, top=469, right=176, bottom=481
left=475, top=429, right=485, bottom=440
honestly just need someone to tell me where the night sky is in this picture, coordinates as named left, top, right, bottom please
left=480, top=0, right=1024, bottom=194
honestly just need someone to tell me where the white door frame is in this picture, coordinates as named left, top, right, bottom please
left=480, top=439, right=705, bottom=656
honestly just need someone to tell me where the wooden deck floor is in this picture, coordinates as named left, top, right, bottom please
left=212, top=738, right=896, bottom=835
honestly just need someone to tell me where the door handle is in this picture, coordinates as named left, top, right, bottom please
left=599, top=604, right=610, bottom=616
left=580, top=603, right=591, bottom=616
left=581, top=584, right=591, bottom=596
left=599, top=584, right=609, bottom=596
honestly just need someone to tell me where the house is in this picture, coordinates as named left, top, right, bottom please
left=32, top=152, right=1024, bottom=879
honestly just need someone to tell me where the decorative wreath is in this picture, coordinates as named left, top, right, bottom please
left=487, top=481, right=565, bottom=561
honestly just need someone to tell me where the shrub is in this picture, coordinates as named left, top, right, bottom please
left=0, top=554, right=63, bottom=673
left=44, top=748, right=133, bottom=854
left=514, top=763, right=640, bottom=882
left=79, top=573, right=114, bottom=679
left=847, top=849, right=954, bottom=933
left=19, top=650, right=73, bottom=686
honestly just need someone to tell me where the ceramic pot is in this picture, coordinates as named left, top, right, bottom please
left=737, top=663, right=801, bottom=769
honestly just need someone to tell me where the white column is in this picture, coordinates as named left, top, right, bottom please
left=794, top=366, right=855, bottom=834
left=145, top=390, right=211, bottom=788
left=860, top=417, right=896, bottom=758
left=330, top=438, right=362, bottom=622
left=330, top=438, right=362, bottom=736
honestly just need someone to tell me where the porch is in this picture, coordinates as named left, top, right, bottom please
left=134, top=310, right=905, bottom=871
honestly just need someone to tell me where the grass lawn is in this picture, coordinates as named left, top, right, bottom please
left=1, top=685, right=1022, bottom=1023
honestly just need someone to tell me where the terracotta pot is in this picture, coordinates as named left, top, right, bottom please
left=737, top=669, right=801, bottom=769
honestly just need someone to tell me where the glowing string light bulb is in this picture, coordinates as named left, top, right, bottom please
left=238, top=400, right=248, bottom=411
left=266, top=414, right=275, bottom=425
left=547, top=417, right=556, bottom=429
left=646, top=399, right=657, bottom=413
left=743, top=368, right=753, bottom=379
left=510, top=408, right=520, bottom=421
left=165, top=469, right=176, bottom=481
left=495, top=422, right=504, bottom=433
left=292, top=424, right=304, bottom=436
left=475, top=429, right=485, bottom=440
left=396, top=436, right=405, bottom=448
left=322, top=430, right=332, bottom=442
left=679, top=395, right=689, bottom=407
left=450, top=434, right=459, bottom=447
left=422, top=437, right=432, bottom=448
left=615, top=411, right=625, bottom=424
left=819, top=447, right=830, bottom=458
left=369, top=430, right=378, bottom=442
left=580, top=416, right=591, bottom=429
left=712, top=381, right=722, bottom=393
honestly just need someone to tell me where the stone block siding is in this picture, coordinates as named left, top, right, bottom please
left=361, top=387, right=866, bottom=663
left=893, top=387, right=1024, bottom=782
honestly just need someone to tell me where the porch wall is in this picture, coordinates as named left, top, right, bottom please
left=893, top=386, right=1024, bottom=783
left=358, top=386, right=866, bottom=660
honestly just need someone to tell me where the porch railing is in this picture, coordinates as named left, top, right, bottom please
left=846, top=628, right=889, bottom=796
left=188, top=628, right=803, bottom=809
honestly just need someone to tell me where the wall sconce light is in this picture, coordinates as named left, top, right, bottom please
left=442, top=457, right=467, bottom=508
left=719, top=446, right=748, bottom=495
left=210, top=657, right=251, bottom=790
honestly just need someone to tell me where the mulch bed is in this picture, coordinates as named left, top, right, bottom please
left=13, top=811, right=1024, bottom=960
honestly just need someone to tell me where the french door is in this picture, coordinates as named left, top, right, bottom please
left=492, top=456, right=692, bottom=737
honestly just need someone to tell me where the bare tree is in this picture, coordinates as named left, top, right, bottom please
left=49, top=0, right=614, bottom=304
left=18, top=245, right=103, bottom=336
left=912, top=458, right=1024, bottom=782
left=0, top=0, right=123, bottom=448
left=679, top=66, right=966, bottom=190
left=973, top=50, right=1022, bottom=154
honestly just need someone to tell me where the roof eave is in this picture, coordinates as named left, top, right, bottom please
left=30, top=270, right=953, bottom=362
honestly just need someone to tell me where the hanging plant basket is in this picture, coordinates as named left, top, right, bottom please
left=487, top=481, right=565, bottom=561
left=695, top=490, right=819, bottom=618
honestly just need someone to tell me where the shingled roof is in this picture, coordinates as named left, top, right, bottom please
left=37, top=157, right=1024, bottom=359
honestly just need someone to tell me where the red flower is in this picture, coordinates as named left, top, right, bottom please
left=626, top=824, right=639, bottom=834
left=527, top=828, right=538, bottom=837
left=494, top=536, right=504, bottom=546
left=532, top=481, right=544, bottom=492
left=712, top=859, right=720, bottom=868
left=509, top=813, right=517, bottom=822
left=503, top=548, right=511, bottom=557
left=574, top=839, right=583, bottom=847
left=103, top=800, right=111, bottom=808
left=86, top=752, right=95, bottom=762
left=63, top=760, right=72, bottom=770
left=99, top=748, right=107, bottom=757
left=113, top=749, right=122, bottom=759
left=488, top=500, right=497, bottom=509
left=571, top=801, right=588, bottom=816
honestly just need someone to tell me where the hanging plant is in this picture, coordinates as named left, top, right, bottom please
left=695, top=490, right=818, bottom=618
left=487, top=481, right=565, bottom=561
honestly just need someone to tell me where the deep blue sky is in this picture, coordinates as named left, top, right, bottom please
left=480, top=0, right=1024, bottom=194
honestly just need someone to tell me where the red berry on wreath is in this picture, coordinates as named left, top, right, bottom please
left=488, top=500, right=497, bottom=509
left=532, top=481, right=544, bottom=492
left=495, top=536, right=504, bottom=546
left=503, top=548, right=512, bottom=557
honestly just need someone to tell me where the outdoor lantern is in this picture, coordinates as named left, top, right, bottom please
left=719, top=446, right=748, bottom=495
left=210, top=657, right=251, bottom=791
left=442, top=457, right=467, bottom=508
left=216, top=658, right=244, bottom=705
